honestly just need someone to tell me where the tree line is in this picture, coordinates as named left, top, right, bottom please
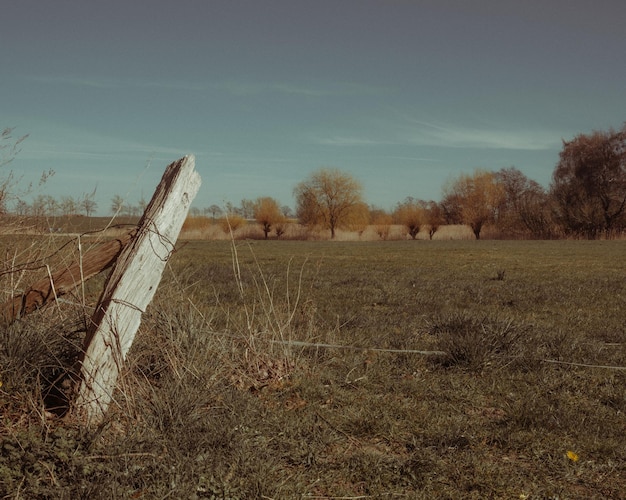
left=4, top=124, right=626, bottom=240
left=254, top=124, right=626, bottom=240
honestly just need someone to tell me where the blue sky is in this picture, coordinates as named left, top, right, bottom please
left=2, top=0, right=625, bottom=214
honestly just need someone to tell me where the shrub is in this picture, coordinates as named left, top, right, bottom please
left=428, top=313, right=528, bottom=371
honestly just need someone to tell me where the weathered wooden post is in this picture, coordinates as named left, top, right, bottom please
left=75, top=155, right=201, bottom=424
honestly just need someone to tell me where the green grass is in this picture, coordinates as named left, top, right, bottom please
left=1, top=239, right=625, bottom=498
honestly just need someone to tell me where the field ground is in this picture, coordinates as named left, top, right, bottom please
left=1, top=237, right=625, bottom=498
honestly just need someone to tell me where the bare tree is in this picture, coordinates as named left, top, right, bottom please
left=372, top=210, right=393, bottom=240
left=550, top=125, right=626, bottom=239
left=240, top=198, right=255, bottom=219
left=60, top=196, right=78, bottom=216
left=207, top=204, right=223, bottom=220
left=394, top=197, right=426, bottom=239
left=81, top=192, right=98, bottom=217
left=424, top=201, right=445, bottom=240
left=31, top=195, right=47, bottom=217
left=14, top=199, right=29, bottom=216
left=111, top=194, right=125, bottom=215
left=441, top=169, right=505, bottom=239
left=43, top=195, right=59, bottom=217
left=494, top=167, right=552, bottom=238
left=281, top=205, right=293, bottom=219
left=294, top=168, right=364, bottom=239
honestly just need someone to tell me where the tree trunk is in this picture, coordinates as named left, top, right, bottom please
left=75, top=156, right=201, bottom=425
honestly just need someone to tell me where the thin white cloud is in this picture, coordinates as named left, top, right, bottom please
left=18, top=123, right=191, bottom=163
left=387, top=155, right=444, bottom=163
left=313, top=135, right=396, bottom=147
left=310, top=118, right=561, bottom=152
left=28, top=74, right=389, bottom=98
left=214, top=80, right=389, bottom=98
left=405, top=119, right=561, bottom=151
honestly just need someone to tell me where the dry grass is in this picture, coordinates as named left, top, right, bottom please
left=177, top=220, right=477, bottom=242
left=1, top=237, right=625, bottom=498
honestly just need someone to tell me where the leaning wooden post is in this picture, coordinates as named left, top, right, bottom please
left=75, top=155, right=201, bottom=424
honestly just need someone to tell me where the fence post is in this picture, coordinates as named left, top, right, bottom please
left=75, top=155, right=201, bottom=424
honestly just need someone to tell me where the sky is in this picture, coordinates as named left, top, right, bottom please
left=2, top=0, right=626, bottom=215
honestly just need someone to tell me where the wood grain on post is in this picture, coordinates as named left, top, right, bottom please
left=75, top=155, right=201, bottom=424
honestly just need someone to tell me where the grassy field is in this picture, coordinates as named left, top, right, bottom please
left=1, top=238, right=625, bottom=498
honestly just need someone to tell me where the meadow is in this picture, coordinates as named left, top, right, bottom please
left=1, top=236, right=625, bottom=498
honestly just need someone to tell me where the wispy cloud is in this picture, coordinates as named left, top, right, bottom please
left=312, top=135, right=396, bottom=147
left=404, top=119, right=561, bottom=151
left=27, top=74, right=389, bottom=98
left=18, top=124, right=191, bottom=163
left=214, top=80, right=389, bottom=98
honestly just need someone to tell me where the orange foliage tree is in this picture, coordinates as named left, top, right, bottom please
left=294, top=168, right=364, bottom=239
left=394, top=197, right=426, bottom=239
left=441, top=169, right=505, bottom=239
left=253, top=197, right=285, bottom=239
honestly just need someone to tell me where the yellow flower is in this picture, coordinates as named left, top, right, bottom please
left=566, top=450, right=579, bottom=462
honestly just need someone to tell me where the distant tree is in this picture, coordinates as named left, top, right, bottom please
left=240, top=198, right=255, bottom=219
left=372, top=211, right=393, bottom=240
left=122, top=202, right=133, bottom=217
left=294, top=168, right=364, bottom=239
left=274, top=220, right=288, bottom=239
left=281, top=205, right=293, bottom=219
left=348, top=202, right=370, bottom=236
left=81, top=192, right=98, bottom=217
left=394, top=197, right=426, bottom=239
left=14, top=199, right=29, bottom=216
left=424, top=201, right=445, bottom=239
left=441, top=169, right=505, bottom=239
left=440, top=190, right=462, bottom=226
left=224, top=201, right=241, bottom=217
left=494, top=167, right=552, bottom=238
left=31, top=194, right=47, bottom=217
left=111, top=194, right=125, bottom=215
left=517, top=183, right=554, bottom=238
left=207, top=204, right=223, bottom=220
left=43, top=195, right=59, bottom=217
left=253, top=197, right=284, bottom=239
left=189, top=206, right=201, bottom=217
left=60, top=196, right=78, bottom=216
left=550, top=126, right=626, bottom=239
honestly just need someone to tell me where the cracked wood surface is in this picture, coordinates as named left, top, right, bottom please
left=75, top=155, right=201, bottom=424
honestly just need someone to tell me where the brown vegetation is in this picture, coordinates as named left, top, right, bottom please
left=294, top=168, right=365, bottom=238
left=1, top=238, right=624, bottom=498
